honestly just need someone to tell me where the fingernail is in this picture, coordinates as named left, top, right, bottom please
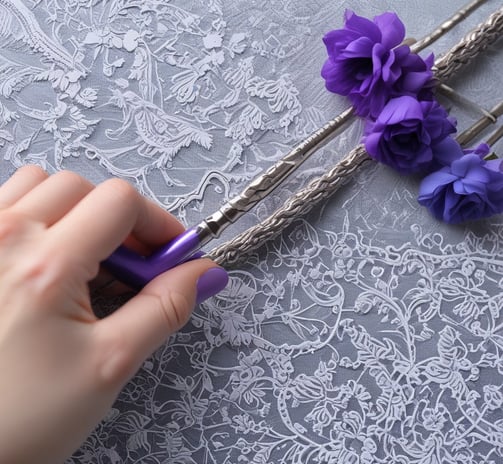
left=196, top=267, right=229, bottom=304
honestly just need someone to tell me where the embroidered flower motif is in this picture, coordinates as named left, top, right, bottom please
left=321, top=10, right=433, bottom=118
left=483, top=384, right=503, bottom=410
left=363, top=95, right=457, bottom=174
left=421, top=405, right=448, bottom=431
left=418, top=146, right=503, bottom=224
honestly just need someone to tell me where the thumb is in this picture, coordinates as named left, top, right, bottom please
left=93, top=258, right=228, bottom=386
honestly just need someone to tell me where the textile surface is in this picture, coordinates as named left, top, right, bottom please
left=1, top=1, right=503, bottom=462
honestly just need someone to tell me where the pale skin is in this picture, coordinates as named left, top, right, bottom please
left=0, top=165, right=223, bottom=464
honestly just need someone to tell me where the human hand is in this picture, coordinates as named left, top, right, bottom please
left=0, top=166, right=228, bottom=464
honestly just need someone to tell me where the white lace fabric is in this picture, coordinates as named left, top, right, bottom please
left=1, top=1, right=503, bottom=463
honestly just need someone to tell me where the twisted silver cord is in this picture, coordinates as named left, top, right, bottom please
left=208, top=7, right=503, bottom=267
left=434, top=7, right=503, bottom=83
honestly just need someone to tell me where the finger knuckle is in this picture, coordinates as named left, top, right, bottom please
left=17, top=164, right=48, bottom=182
left=0, top=213, right=71, bottom=291
left=0, top=211, right=26, bottom=243
left=104, top=178, right=138, bottom=204
left=16, top=250, right=70, bottom=301
left=56, top=170, right=91, bottom=191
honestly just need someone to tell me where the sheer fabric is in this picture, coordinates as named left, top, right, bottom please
left=0, top=1, right=502, bottom=462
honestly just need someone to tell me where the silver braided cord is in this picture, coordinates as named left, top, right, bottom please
left=208, top=145, right=370, bottom=265
left=434, top=7, right=503, bottom=83
left=208, top=7, right=503, bottom=267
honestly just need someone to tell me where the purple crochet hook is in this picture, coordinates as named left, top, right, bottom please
left=103, top=228, right=204, bottom=289
left=103, top=109, right=354, bottom=288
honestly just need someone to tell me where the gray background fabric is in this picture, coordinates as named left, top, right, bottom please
left=1, top=1, right=503, bottom=462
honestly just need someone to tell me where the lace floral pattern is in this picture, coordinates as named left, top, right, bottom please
left=1, top=1, right=503, bottom=463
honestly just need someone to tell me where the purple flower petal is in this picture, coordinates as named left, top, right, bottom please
left=321, top=11, right=434, bottom=118
left=419, top=153, right=503, bottom=223
left=344, top=37, right=375, bottom=57
left=344, top=10, right=381, bottom=42
left=430, top=136, right=463, bottom=168
left=485, top=158, right=503, bottom=173
left=373, top=12, right=406, bottom=49
left=377, top=96, right=422, bottom=124
left=401, top=70, right=432, bottom=92
left=419, top=170, right=457, bottom=196
left=464, top=142, right=490, bottom=159
left=450, top=154, right=483, bottom=177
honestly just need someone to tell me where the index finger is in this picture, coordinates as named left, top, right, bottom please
left=0, top=165, right=49, bottom=208
left=48, top=178, right=185, bottom=267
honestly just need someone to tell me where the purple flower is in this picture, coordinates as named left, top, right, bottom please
left=363, top=95, right=457, bottom=174
left=321, top=10, right=433, bottom=118
left=418, top=148, right=503, bottom=224
left=465, top=142, right=492, bottom=159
